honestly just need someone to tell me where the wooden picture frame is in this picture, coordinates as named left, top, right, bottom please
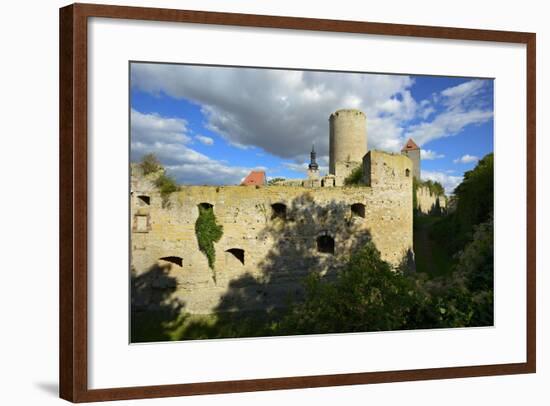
left=59, top=3, right=536, bottom=402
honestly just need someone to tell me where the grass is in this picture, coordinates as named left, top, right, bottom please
left=413, top=215, right=454, bottom=277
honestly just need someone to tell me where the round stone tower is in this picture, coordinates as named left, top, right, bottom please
left=329, top=109, right=367, bottom=185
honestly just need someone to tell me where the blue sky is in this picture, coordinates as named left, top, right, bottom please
left=130, top=63, right=493, bottom=194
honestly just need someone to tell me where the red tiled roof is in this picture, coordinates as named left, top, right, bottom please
left=401, top=138, right=420, bottom=151
left=240, top=171, right=266, bottom=186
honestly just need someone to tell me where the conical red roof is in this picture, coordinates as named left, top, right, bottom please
left=401, top=138, right=420, bottom=151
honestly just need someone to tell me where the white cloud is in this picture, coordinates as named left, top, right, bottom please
left=453, top=154, right=479, bottom=164
left=404, top=79, right=492, bottom=145
left=419, top=100, right=436, bottom=119
left=422, top=170, right=463, bottom=195
left=405, top=108, right=492, bottom=145
left=133, top=66, right=493, bottom=162
left=131, top=108, right=258, bottom=185
left=441, top=80, right=486, bottom=109
left=131, top=66, right=492, bottom=185
left=421, top=149, right=445, bottom=160
left=195, top=135, right=214, bottom=146
left=131, top=64, right=417, bottom=158
left=131, top=109, right=191, bottom=145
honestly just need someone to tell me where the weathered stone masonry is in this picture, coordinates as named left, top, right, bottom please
left=131, top=150, right=413, bottom=314
left=130, top=108, right=424, bottom=315
left=416, top=185, right=447, bottom=215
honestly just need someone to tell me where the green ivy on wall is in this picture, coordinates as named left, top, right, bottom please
left=195, top=204, right=223, bottom=281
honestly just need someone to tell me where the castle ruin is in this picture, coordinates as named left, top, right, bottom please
left=131, top=109, right=441, bottom=315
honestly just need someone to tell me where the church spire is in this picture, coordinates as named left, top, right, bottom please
left=309, top=143, right=318, bottom=171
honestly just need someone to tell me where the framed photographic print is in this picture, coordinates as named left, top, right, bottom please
left=59, top=3, right=536, bottom=402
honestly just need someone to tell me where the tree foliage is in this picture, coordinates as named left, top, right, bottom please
left=431, top=153, right=493, bottom=255
left=413, top=178, right=445, bottom=215
left=139, top=153, right=162, bottom=176
left=267, top=177, right=286, bottom=186
left=137, top=153, right=179, bottom=206
left=276, top=217, right=494, bottom=334
left=155, top=174, right=179, bottom=198
left=343, top=166, right=364, bottom=186
left=453, top=153, right=493, bottom=230
left=278, top=243, right=420, bottom=334
left=420, top=179, right=445, bottom=197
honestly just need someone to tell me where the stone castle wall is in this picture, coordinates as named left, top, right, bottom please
left=131, top=152, right=413, bottom=315
left=416, top=185, right=447, bottom=215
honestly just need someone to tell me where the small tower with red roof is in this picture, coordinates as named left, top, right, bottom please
left=240, top=170, right=266, bottom=186
left=401, top=138, right=420, bottom=180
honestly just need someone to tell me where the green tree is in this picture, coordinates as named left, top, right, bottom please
left=276, top=215, right=494, bottom=334
left=431, top=153, right=493, bottom=255
left=277, top=243, right=424, bottom=334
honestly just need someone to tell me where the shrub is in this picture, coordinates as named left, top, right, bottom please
left=343, top=166, right=364, bottom=186
left=139, top=153, right=162, bottom=176
left=267, top=177, right=286, bottom=186
left=277, top=243, right=424, bottom=334
left=154, top=173, right=179, bottom=206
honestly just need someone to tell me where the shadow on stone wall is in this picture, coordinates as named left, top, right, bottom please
left=130, top=264, right=185, bottom=342
left=214, top=193, right=373, bottom=313
left=131, top=192, right=412, bottom=342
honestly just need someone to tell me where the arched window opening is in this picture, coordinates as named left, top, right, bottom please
left=137, top=195, right=151, bottom=205
left=199, top=202, right=213, bottom=210
left=159, top=256, right=183, bottom=267
left=225, top=248, right=245, bottom=265
left=271, top=203, right=287, bottom=220
left=405, top=168, right=410, bottom=177
left=351, top=203, right=366, bottom=218
left=317, top=235, right=335, bottom=255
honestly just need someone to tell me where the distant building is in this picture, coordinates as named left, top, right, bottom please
left=401, top=138, right=421, bottom=180
left=241, top=170, right=266, bottom=186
